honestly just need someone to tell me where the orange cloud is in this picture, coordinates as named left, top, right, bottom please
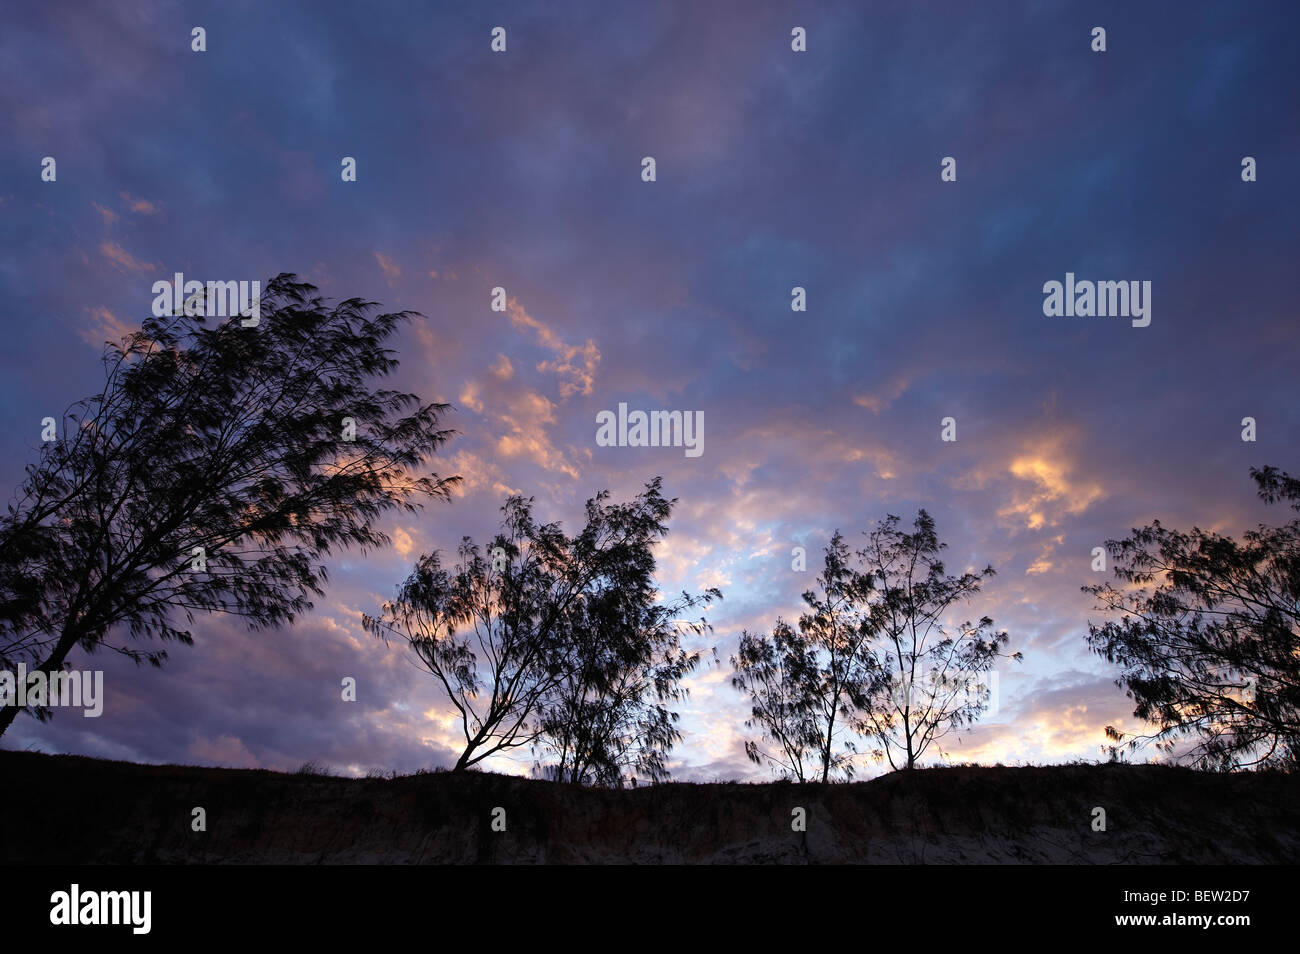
left=446, top=449, right=520, bottom=499
left=494, top=390, right=580, bottom=479
left=392, top=527, right=416, bottom=558
left=504, top=296, right=600, bottom=397
left=978, top=438, right=1105, bottom=530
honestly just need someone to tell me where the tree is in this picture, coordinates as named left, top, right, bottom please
left=732, top=532, right=874, bottom=782
left=1083, top=466, right=1300, bottom=771
left=538, top=481, right=719, bottom=787
left=734, top=514, right=1016, bottom=779
left=364, top=495, right=576, bottom=773
left=366, top=479, right=720, bottom=785
left=731, top=621, right=822, bottom=782
left=855, top=511, right=1019, bottom=771
left=0, top=274, right=458, bottom=737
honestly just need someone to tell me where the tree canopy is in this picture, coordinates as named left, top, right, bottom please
left=366, top=478, right=720, bottom=786
left=0, top=274, right=458, bottom=736
left=1084, top=466, right=1300, bottom=771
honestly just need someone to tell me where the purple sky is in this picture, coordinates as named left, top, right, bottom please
left=2, top=0, right=1297, bottom=780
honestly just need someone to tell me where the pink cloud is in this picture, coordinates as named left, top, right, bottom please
left=98, top=240, right=158, bottom=274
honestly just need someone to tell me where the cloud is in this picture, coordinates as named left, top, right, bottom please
left=852, top=374, right=912, bottom=414
left=189, top=733, right=260, bottom=768
left=392, top=527, right=416, bottom=558
left=375, top=252, right=401, bottom=286
left=81, top=306, right=135, bottom=346
left=445, top=293, right=596, bottom=491
left=446, top=449, right=520, bottom=499
left=495, top=390, right=580, bottom=479
left=505, top=296, right=600, bottom=398
left=119, top=192, right=160, bottom=215
left=98, top=240, right=158, bottom=274
left=458, top=380, right=483, bottom=413
left=956, top=435, right=1106, bottom=532
left=1025, top=533, right=1067, bottom=576
left=951, top=674, right=1137, bottom=766
left=1000, top=447, right=1105, bottom=530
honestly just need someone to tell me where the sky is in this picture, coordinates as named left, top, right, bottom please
left=1, top=0, right=1297, bottom=781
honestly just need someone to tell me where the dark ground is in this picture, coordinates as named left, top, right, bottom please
left=2, top=751, right=1297, bottom=864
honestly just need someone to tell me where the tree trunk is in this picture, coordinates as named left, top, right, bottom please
left=0, top=625, right=82, bottom=738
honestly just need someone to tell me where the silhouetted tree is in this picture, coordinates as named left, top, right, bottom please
left=0, top=274, right=458, bottom=737
left=731, top=621, right=822, bottom=782
left=1083, top=466, right=1300, bottom=771
left=367, top=479, right=720, bottom=785
left=855, top=511, right=1019, bottom=771
left=733, top=533, right=874, bottom=782
left=736, top=513, right=1018, bottom=779
left=539, top=481, right=719, bottom=787
left=365, top=495, right=576, bottom=772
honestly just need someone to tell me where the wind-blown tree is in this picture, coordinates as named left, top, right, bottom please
left=366, top=479, right=720, bottom=785
left=0, top=274, right=458, bottom=737
left=364, top=496, right=573, bottom=772
left=856, top=511, right=1019, bottom=771
left=731, top=621, right=822, bottom=782
left=538, top=481, right=719, bottom=787
left=1083, top=466, right=1300, bottom=771
left=540, top=617, right=707, bottom=787
left=732, top=532, right=875, bottom=782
